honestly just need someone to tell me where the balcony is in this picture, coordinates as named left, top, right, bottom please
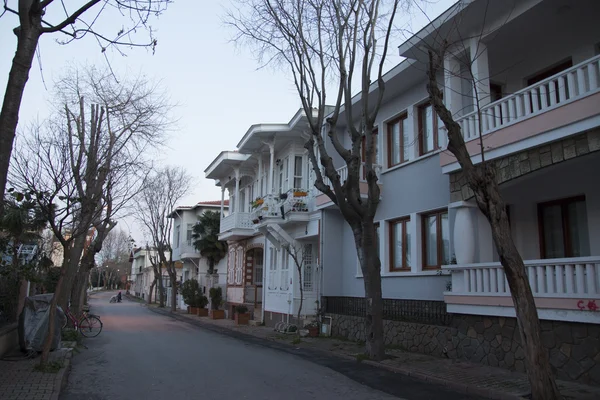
left=441, top=54, right=600, bottom=168
left=317, top=163, right=382, bottom=208
left=443, top=256, right=600, bottom=324
left=250, top=189, right=311, bottom=227
left=218, top=212, right=254, bottom=241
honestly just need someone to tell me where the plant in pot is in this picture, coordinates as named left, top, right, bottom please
left=304, top=321, right=319, bottom=337
left=209, top=286, right=225, bottom=319
left=181, top=279, right=202, bottom=314
left=234, top=305, right=250, bottom=325
left=196, top=295, right=209, bottom=316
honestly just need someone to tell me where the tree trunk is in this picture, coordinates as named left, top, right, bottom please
left=56, top=236, right=86, bottom=310
left=148, top=279, right=155, bottom=304
left=0, top=17, right=42, bottom=213
left=157, top=271, right=165, bottom=307
left=40, top=260, right=67, bottom=365
left=481, top=177, right=560, bottom=399
left=70, top=267, right=90, bottom=316
left=355, top=219, right=385, bottom=361
left=425, top=53, right=560, bottom=399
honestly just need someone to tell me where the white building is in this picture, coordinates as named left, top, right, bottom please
left=205, top=110, right=321, bottom=324
left=168, top=200, right=229, bottom=309
left=129, top=247, right=180, bottom=303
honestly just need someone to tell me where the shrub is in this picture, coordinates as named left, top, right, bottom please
left=208, top=287, right=222, bottom=310
left=181, top=279, right=204, bottom=308
left=235, top=305, right=248, bottom=314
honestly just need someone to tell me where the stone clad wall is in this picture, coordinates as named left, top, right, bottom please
left=329, top=313, right=600, bottom=386
left=450, top=128, right=600, bottom=202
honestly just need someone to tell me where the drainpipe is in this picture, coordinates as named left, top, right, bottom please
left=261, top=236, right=267, bottom=323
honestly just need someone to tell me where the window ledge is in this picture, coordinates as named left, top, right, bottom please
left=382, top=149, right=443, bottom=174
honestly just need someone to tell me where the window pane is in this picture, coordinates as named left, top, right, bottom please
left=294, top=156, right=302, bottom=176
left=425, top=215, right=437, bottom=266
left=402, top=117, right=410, bottom=162
left=542, top=204, right=565, bottom=258
left=390, top=122, right=400, bottom=165
left=441, top=213, right=450, bottom=265
left=393, top=222, right=404, bottom=269
left=405, top=223, right=411, bottom=267
left=421, top=104, right=434, bottom=153
left=567, top=200, right=590, bottom=257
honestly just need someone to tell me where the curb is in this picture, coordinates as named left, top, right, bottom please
left=146, top=306, right=527, bottom=400
left=50, top=350, right=72, bottom=400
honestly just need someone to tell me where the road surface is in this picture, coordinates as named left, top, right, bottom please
left=61, top=291, right=481, bottom=400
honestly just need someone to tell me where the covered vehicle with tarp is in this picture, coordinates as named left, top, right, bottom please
left=18, top=294, right=66, bottom=352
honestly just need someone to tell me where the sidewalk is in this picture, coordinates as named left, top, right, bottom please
left=147, top=305, right=600, bottom=400
left=0, top=347, right=72, bottom=400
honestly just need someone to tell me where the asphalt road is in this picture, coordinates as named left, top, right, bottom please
left=61, top=291, right=482, bottom=400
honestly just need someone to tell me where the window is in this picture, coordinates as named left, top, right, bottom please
left=422, top=210, right=449, bottom=269
left=278, top=157, right=289, bottom=193
left=280, top=251, right=289, bottom=291
left=254, top=249, right=264, bottom=285
left=490, top=83, right=503, bottom=102
left=294, top=156, right=303, bottom=188
left=418, top=102, right=442, bottom=155
left=268, top=247, right=277, bottom=290
left=387, top=114, right=409, bottom=167
left=186, top=224, right=193, bottom=246
left=538, top=196, right=589, bottom=258
left=527, top=59, right=573, bottom=106
left=175, top=225, right=181, bottom=248
left=389, top=218, right=411, bottom=271
left=303, top=244, right=313, bottom=292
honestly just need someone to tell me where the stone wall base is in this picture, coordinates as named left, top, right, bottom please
left=329, top=313, right=600, bottom=386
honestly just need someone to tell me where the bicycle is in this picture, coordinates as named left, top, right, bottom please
left=61, top=306, right=103, bottom=338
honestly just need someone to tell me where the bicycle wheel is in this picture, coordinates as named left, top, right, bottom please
left=79, top=315, right=103, bottom=338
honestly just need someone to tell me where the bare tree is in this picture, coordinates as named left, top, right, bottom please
left=0, top=0, right=172, bottom=214
left=285, top=242, right=309, bottom=333
left=135, top=167, right=192, bottom=312
left=227, top=0, right=407, bottom=360
left=11, top=66, right=169, bottom=365
left=423, top=16, right=561, bottom=400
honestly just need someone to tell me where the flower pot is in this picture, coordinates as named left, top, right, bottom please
left=210, top=309, right=225, bottom=320
left=197, top=308, right=208, bottom=317
left=252, top=219, right=259, bottom=224
left=307, top=326, right=319, bottom=337
left=189, top=307, right=199, bottom=315
left=235, top=312, right=250, bottom=325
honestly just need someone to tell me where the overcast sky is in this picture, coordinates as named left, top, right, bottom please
left=0, top=0, right=456, bottom=243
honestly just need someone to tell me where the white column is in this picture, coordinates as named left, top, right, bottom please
left=451, top=202, right=476, bottom=265
left=234, top=168, right=241, bottom=213
left=220, top=186, right=225, bottom=218
left=470, top=37, right=491, bottom=107
left=268, top=142, right=275, bottom=194
left=257, top=153, right=264, bottom=197
left=443, top=55, right=463, bottom=117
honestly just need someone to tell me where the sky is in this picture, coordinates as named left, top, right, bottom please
left=0, top=0, right=456, bottom=243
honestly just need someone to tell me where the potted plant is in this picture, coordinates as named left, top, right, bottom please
left=196, top=295, right=209, bottom=316
left=304, top=321, right=319, bottom=337
left=293, top=190, right=308, bottom=197
left=234, top=305, right=250, bottom=325
left=279, top=193, right=288, bottom=200
left=209, top=287, right=225, bottom=319
left=181, top=279, right=202, bottom=314
left=252, top=218, right=260, bottom=224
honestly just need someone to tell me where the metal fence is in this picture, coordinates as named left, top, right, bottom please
left=323, top=296, right=453, bottom=326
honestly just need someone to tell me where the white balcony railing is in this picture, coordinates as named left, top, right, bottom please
left=219, top=212, right=253, bottom=233
left=445, top=256, right=600, bottom=298
left=322, top=163, right=382, bottom=188
left=456, top=54, right=600, bottom=141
